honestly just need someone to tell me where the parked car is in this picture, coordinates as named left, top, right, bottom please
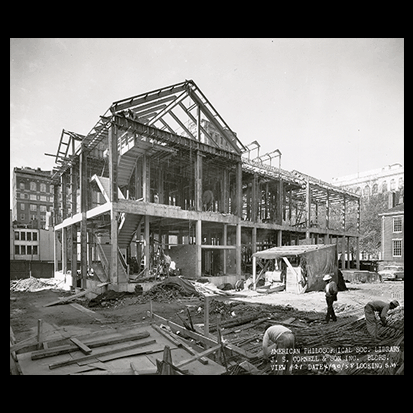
left=378, top=265, right=404, bottom=281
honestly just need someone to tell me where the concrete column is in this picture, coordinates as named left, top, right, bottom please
left=277, top=229, right=282, bottom=246
left=355, top=237, right=360, bottom=270
left=54, top=229, right=59, bottom=275
left=196, top=219, right=202, bottom=277
left=62, top=227, right=67, bottom=274
left=252, top=256, right=257, bottom=291
left=223, top=224, right=227, bottom=275
left=251, top=226, right=257, bottom=254
left=80, top=147, right=88, bottom=289
left=236, top=223, right=241, bottom=275
left=110, top=210, right=118, bottom=285
left=144, top=215, right=150, bottom=276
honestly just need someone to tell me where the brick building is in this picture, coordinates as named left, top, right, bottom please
left=379, top=202, right=404, bottom=265
left=12, top=167, right=54, bottom=229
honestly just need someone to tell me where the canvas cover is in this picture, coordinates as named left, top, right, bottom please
left=253, top=244, right=347, bottom=293
left=301, top=244, right=346, bottom=292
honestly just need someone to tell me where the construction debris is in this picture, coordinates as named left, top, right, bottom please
left=10, top=276, right=65, bottom=293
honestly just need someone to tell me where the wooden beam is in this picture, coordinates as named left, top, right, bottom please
left=43, top=283, right=109, bottom=307
left=48, top=339, right=156, bottom=370
left=70, top=337, right=92, bottom=355
left=112, top=83, right=187, bottom=113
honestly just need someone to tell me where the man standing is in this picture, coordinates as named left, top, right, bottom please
left=323, top=274, right=338, bottom=323
left=262, top=325, right=295, bottom=375
left=364, top=300, right=400, bottom=339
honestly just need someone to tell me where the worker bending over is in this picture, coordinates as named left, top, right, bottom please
left=262, top=325, right=295, bottom=375
left=364, top=300, right=399, bottom=339
left=323, top=274, right=338, bottom=323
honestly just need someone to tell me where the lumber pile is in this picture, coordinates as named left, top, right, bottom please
left=295, top=305, right=404, bottom=349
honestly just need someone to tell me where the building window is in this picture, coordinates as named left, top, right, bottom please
left=27, top=232, right=32, bottom=241
left=355, top=187, right=361, bottom=195
left=33, top=245, right=38, bottom=255
left=21, top=245, right=26, bottom=255
left=390, top=179, right=396, bottom=191
left=19, top=182, right=25, bottom=190
left=372, top=183, right=378, bottom=194
left=40, top=196, right=47, bottom=202
left=30, top=182, right=37, bottom=191
left=14, top=231, right=19, bottom=240
left=15, top=245, right=20, bottom=255
left=40, top=183, right=46, bottom=192
left=20, top=203, right=25, bottom=210
left=33, top=232, right=37, bottom=241
left=398, top=177, right=403, bottom=189
left=393, top=240, right=402, bottom=257
left=30, top=204, right=37, bottom=211
left=21, top=232, right=26, bottom=241
left=393, top=217, right=402, bottom=233
left=20, top=214, right=25, bottom=221
left=382, top=181, right=387, bottom=192
left=27, top=245, right=32, bottom=255
left=40, top=205, right=47, bottom=212
left=30, top=194, right=36, bottom=200
left=363, top=185, right=370, bottom=197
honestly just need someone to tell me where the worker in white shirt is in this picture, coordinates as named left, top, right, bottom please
left=262, top=325, right=295, bottom=375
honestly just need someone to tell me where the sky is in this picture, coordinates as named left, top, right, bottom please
left=10, top=38, right=404, bottom=208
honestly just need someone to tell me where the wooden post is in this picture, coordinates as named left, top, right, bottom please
left=341, top=235, right=346, bottom=270
left=326, top=190, right=330, bottom=230
left=306, top=176, right=311, bottom=239
left=37, top=319, right=43, bottom=350
left=204, top=295, right=210, bottom=336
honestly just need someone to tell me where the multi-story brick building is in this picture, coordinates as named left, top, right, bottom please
left=12, top=167, right=54, bottom=229
left=379, top=202, right=404, bottom=265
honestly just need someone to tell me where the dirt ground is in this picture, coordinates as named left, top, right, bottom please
left=10, top=279, right=404, bottom=343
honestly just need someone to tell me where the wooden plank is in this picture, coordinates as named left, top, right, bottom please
left=174, top=344, right=222, bottom=368
left=70, top=337, right=92, bottom=354
left=43, top=283, right=109, bottom=307
left=48, top=339, right=156, bottom=370
left=149, top=311, right=255, bottom=359
left=32, top=330, right=150, bottom=360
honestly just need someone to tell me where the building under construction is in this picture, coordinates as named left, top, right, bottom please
left=49, top=80, right=361, bottom=291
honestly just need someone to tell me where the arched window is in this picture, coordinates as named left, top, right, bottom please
left=363, top=185, right=370, bottom=197
left=355, top=187, right=361, bottom=195
left=372, top=183, right=378, bottom=194
left=19, top=182, right=25, bottom=190
left=390, top=179, right=396, bottom=191
left=398, top=177, right=403, bottom=189
left=381, top=181, right=387, bottom=192
left=30, top=182, right=37, bottom=191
